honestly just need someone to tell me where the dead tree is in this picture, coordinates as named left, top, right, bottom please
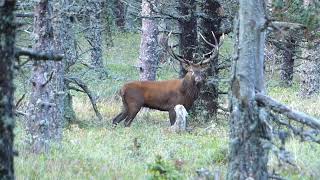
left=0, top=1, right=16, bottom=179
left=139, top=0, right=160, bottom=81
left=26, top=0, right=65, bottom=153
left=228, top=0, right=269, bottom=178
left=228, top=0, right=320, bottom=179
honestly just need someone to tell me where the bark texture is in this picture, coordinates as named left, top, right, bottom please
left=85, top=0, right=107, bottom=78
left=26, top=0, right=64, bottom=153
left=114, top=0, right=126, bottom=31
left=139, top=0, right=159, bottom=81
left=228, top=0, right=270, bottom=179
left=52, top=0, right=77, bottom=124
left=197, top=0, right=223, bottom=119
left=280, top=34, right=296, bottom=87
left=299, top=40, right=320, bottom=97
left=178, top=0, right=197, bottom=77
left=0, top=1, right=16, bottom=179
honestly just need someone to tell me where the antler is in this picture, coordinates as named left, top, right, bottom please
left=165, top=31, right=193, bottom=65
left=197, top=32, right=224, bottom=66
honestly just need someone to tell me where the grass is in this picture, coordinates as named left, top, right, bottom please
left=14, top=32, right=320, bottom=179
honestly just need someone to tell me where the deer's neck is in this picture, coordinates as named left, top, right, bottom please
left=181, top=76, right=200, bottom=103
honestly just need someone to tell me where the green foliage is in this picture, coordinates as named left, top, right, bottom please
left=272, top=0, right=320, bottom=32
left=147, top=155, right=183, bottom=180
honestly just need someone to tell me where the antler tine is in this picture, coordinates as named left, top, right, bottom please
left=166, top=31, right=193, bottom=65
left=199, top=32, right=216, bottom=48
left=197, top=32, right=225, bottom=66
left=213, top=32, right=225, bottom=49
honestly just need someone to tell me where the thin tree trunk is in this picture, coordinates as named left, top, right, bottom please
left=227, top=0, right=270, bottom=179
left=0, top=1, right=16, bottom=178
left=85, top=0, right=107, bottom=78
left=178, top=0, right=197, bottom=78
left=103, top=1, right=114, bottom=47
left=26, top=0, right=64, bottom=153
left=299, top=0, right=320, bottom=97
left=280, top=34, right=296, bottom=87
left=52, top=0, right=77, bottom=124
left=197, top=0, right=223, bottom=119
left=114, top=0, right=126, bottom=31
left=139, top=0, right=159, bottom=81
left=299, top=40, right=320, bottom=97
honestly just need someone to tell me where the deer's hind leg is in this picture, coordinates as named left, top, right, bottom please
left=112, top=111, right=128, bottom=125
left=112, top=97, right=129, bottom=125
left=124, top=101, right=142, bottom=127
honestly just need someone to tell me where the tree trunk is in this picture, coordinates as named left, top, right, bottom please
left=299, top=0, right=320, bottom=97
left=299, top=40, right=320, bottom=97
left=114, top=0, right=126, bottom=31
left=103, top=1, right=114, bottom=47
left=26, top=0, right=64, bottom=153
left=52, top=0, right=77, bottom=124
left=178, top=0, right=197, bottom=77
left=197, top=0, right=223, bottom=119
left=227, top=0, right=270, bottom=179
left=280, top=34, right=296, bottom=87
left=85, top=0, right=107, bottom=78
left=139, top=0, right=159, bottom=81
left=0, top=1, right=16, bottom=178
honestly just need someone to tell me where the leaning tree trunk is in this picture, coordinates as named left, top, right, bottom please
left=0, top=1, right=16, bottom=178
left=85, top=0, right=107, bottom=78
left=139, top=0, right=159, bottom=81
left=52, top=0, right=77, bottom=124
left=197, top=0, right=223, bottom=119
left=26, top=0, right=64, bottom=153
left=227, top=0, right=271, bottom=179
left=299, top=40, right=320, bottom=97
left=178, top=0, right=197, bottom=77
left=280, top=33, right=296, bottom=87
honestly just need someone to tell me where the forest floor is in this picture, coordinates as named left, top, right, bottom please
left=14, top=33, right=320, bottom=179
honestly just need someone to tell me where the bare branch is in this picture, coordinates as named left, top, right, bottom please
left=15, top=47, right=63, bottom=61
left=65, top=76, right=103, bottom=121
left=43, top=71, right=54, bottom=88
left=255, top=93, right=320, bottom=130
left=15, top=93, right=26, bottom=109
left=16, top=13, right=34, bottom=18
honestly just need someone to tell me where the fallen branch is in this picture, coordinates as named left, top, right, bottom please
left=255, top=93, right=320, bottom=130
left=16, top=12, right=34, bottom=18
left=65, top=76, right=103, bottom=121
left=15, top=47, right=63, bottom=61
left=15, top=93, right=26, bottom=109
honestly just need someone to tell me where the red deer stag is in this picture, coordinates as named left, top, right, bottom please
left=112, top=32, right=223, bottom=127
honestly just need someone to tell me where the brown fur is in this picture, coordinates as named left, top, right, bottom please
left=112, top=67, right=206, bottom=127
